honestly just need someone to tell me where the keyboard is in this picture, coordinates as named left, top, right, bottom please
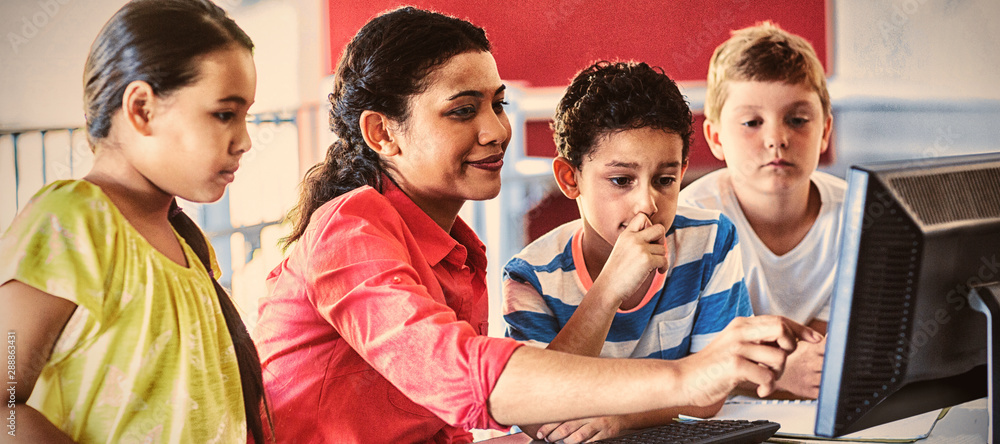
left=592, top=419, right=780, bottom=444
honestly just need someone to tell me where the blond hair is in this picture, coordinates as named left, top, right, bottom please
left=704, top=21, right=830, bottom=122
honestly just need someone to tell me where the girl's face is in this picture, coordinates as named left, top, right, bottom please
left=132, top=46, right=256, bottom=203
left=386, top=50, right=510, bottom=221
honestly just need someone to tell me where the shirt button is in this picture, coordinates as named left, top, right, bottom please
left=392, top=276, right=401, bottom=283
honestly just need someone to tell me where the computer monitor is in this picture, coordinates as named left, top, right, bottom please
left=815, top=152, right=1000, bottom=440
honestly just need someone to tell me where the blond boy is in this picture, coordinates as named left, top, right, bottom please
left=679, top=22, right=845, bottom=399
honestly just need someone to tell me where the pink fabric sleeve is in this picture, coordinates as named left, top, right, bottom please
left=302, top=196, right=522, bottom=429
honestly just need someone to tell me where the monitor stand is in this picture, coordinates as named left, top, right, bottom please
left=969, top=281, right=1000, bottom=444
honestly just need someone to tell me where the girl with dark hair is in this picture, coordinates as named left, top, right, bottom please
left=253, top=6, right=815, bottom=443
left=0, top=0, right=269, bottom=442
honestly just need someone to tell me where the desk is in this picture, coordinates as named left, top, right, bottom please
left=477, top=398, right=988, bottom=443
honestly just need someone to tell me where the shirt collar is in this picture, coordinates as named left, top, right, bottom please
left=382, top=177, right=487, bottom=270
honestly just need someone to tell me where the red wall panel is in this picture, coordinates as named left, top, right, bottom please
left=325, top=1, right=833, bottom=243
left=325, top=1, right=831, bottom=85
left=524, top=114, right=828, bottom=167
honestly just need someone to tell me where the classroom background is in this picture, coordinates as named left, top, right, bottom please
left=2, top=0, right=999, bottom=337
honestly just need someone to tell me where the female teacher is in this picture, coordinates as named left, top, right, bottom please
left=252, top=6, right=817, bottom=443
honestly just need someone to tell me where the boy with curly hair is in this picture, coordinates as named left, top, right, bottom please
left=502, top=61, right=756, bottom=441
left=679, top=22, right=843, bottom=399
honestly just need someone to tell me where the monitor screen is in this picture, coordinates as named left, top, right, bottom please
left=816, top=152, right=1000, bottom=437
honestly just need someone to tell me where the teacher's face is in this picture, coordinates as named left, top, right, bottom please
left=386, top=50, right=511, bottom=221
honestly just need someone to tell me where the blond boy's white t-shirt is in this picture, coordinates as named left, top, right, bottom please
left=679, top=169, right=846, bottom=324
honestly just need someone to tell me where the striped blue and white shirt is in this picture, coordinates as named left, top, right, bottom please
left=502, top=206, right=753, bottom=359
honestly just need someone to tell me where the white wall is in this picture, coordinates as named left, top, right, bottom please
left=824, top=0, right=1000, bottom=177
left=1, top=0, right=124, bottom=130
left=833, top=0, right=1000, bottom=99
left=0, top=0, right=324, bottom=130
left=0, top=0, right=324, bottom=327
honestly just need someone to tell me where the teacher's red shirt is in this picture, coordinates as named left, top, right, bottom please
left=254, top=180, right=521, bottom=443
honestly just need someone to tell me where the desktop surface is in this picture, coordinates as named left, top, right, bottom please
left=477, top=398, right=988, bottom=443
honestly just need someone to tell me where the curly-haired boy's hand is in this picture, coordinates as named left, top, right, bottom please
left=595, top=212, right=668, bottom=308
left=773, top=336, right=825, bottom=399
left=677, top=315, right=822, bottom=407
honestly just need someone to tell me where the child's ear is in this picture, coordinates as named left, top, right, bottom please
left=122, top=80, right=156, bottom=136
left=552, top=157, right=581, bottom=199
left=703, top=119, right=726, bottom=161
left=359, top=110, right=399, bottom=157
left=820, top=114, right=833, bottom=154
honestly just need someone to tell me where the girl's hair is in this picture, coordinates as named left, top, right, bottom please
left=84, top=1, right=270, bottom=442
left=281, top=6, right=490, bottom=248
left=83, top=0, right=254, bottom=146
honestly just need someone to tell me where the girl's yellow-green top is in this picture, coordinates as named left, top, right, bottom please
left=0, top=180, right=246, bottom=443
